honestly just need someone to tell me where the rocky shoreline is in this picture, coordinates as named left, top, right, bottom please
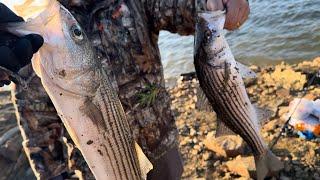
left=1, top=58, right=320, bottom=179
left=170, top=57, right=320, bottom=180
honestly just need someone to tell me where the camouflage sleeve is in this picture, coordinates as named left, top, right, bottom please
left=12, top=65, right=94, bottom=180
left=143, top=0, right=208, bottom=35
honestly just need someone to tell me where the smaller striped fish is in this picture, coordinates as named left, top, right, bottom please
left=2, top=0, right=152, bottom=179
left=194, top=11, right=283, bottom=180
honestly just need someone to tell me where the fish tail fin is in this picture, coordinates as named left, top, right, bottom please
left=134, top=142, right=153, bottom=180
left=255, top=150, right=284, bottom=180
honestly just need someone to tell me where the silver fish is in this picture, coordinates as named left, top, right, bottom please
left=3, top=0, right=152, bottom=179
left=194, top=11, right=283, bottom=180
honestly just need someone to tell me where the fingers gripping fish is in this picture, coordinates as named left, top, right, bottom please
left=2, top=0, right=152, bottom=179
left=194, top=11, right=284, bottom=180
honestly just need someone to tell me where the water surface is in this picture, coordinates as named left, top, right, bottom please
left=159, top=0, right=320, bottom=81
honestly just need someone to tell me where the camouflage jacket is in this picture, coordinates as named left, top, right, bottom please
left=60, top=0, right=208, bottom=159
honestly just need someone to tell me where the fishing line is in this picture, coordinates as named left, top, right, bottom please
left=270, top=70, right=320, bottom=150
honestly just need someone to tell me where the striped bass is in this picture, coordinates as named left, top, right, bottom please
left=3, top=0, right=152, bottom=179
left=194, top=11, right=283, bottom=180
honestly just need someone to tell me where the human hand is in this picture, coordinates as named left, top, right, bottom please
left=222, top=0, right=250, bottom=30
left=206, top=0, right=250, bottom=30
left=0, top=3, right=43, bottom=86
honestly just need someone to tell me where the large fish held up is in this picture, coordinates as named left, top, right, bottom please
left=2, top=0, right=152, bottom=179
left=194, top=10, right=284, bottom=179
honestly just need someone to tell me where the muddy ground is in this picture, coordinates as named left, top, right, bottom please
left=1, top=58, right=320, bottom=179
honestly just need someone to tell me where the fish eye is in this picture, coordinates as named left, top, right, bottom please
left=70, top=24, right=84, bottom=42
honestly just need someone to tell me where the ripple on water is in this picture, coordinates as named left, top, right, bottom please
left=159, top=0, right=320, bottom=81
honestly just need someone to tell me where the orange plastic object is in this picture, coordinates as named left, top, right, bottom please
left=295, top=123, right=306, bottom=131
left=313, top=125, right=320, bottom=136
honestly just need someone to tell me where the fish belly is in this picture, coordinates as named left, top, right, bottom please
left=39, top=68, right=143, bottom=180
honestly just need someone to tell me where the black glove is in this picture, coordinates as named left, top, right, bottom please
left=0, top=3, right=43, bottom=86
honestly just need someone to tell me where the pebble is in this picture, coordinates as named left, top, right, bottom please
left=192, top=137, right=198, bottom=144
left=213, top=160, right=221, bottom=167
left=190, top=128, right=197, bottom=136
left=191, top=149, right=198, bottom=155
left=202, top=152, right=211, bottom=161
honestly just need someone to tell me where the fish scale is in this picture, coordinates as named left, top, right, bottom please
left=95, top=75, right=142, bottom=179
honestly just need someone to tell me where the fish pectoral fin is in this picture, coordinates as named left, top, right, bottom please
left=134, top=142, right=153, bottom=179
left=236, top=61, right=257, bottom=79
left=253, top=104, right=274, bottom=126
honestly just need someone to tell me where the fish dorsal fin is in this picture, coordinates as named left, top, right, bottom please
left=235, top=61, right=257, bottom=79
left=134, top=142, right=153, bottom=179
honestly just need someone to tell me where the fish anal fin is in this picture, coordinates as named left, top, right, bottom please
left=80, top=98, right=108, bottom=132
left=215, top=118, right=236, bottom=137
left=134, top=142, right=153, bottom=180
left=253, top=104, right=274, bottom=126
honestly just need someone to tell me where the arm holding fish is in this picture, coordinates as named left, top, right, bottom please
left=143, top=0, right=249, bottom=35
left=0, top=3, right=43, bottom=86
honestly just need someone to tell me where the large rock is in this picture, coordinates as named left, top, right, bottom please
left=203, top=133, right=245, bottom=158
left=261, top=63, right=307, bottom=91
left=226, top=155, right=255, bottom=178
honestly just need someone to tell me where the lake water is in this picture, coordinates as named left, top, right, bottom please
left=159, top=0, right=320, bottom=82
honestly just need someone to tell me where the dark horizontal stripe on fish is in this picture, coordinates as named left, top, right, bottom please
left=104, top=135, right=120, bottom=180
left=195, top=60, right=265, bottom=154
left=205, top=70, right=261, bottom=153
left=215, top=69, right=255, bottom=128
left=214, top=70, right=266, bottom=153
left=100, top=71, right=141, bottom=179
left=196, top=37, right=266, bottom=154
left=201, top=67, right=262, bottom=154
left=101, top=80, right=141, bottom=179
left=103, top=88, right=131, bottom=180
left=100, top=90, right=126, bottom=180
left=113, top=99, right=141, bottom=178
